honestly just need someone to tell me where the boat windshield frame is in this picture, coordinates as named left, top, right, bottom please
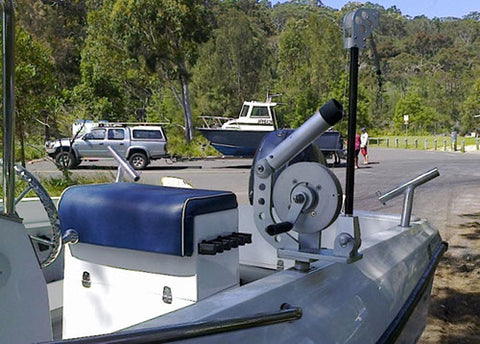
left=271, top=107, right=278, bottom=128
left=239, top=104, right=249, bottom=117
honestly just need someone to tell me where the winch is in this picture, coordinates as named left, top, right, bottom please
left=251, top=99, right=362, bottom=270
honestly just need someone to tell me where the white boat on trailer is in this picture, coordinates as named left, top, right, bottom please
left=197, top=99, right=278, bottom=157
left=0, top=5, right=446, bottom=344
left=197, top=98, right=346, bottom=163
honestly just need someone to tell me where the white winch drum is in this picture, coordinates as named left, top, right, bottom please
left=272, top=162, right=343, bottom=234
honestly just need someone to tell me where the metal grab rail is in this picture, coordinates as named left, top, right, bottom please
left=108, top=146, right=140, bottom=182
left=377, top=168, right=439, bottom=227
left=198, top=115, right=232, bottom=128
left=45, top=305, right=302, bottom=344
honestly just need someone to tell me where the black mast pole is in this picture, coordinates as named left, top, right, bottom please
left=2, top=0, right=16, bottom=216
left=342, top=8, right=379, bottom=217
left=344, top=47, right=359, bottom=216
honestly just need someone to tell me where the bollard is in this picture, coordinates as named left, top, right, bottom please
left=404, top=138, right=408, bottom=148
left=414, top=139, right=418, bottom=149
left=424, top=139, right=428, bottom=150
left=434, top=139, right=437, bottom=151
left=395, top=138, right=399, bottom=148
left=461, top=140, right=465, bottom=153
left=443, top=139, right=447, bottom=151
left=386, top=138, right=389, bottom=148
left=476, top=139, right=479, bottom=151
left=451, top=131, right=458, bottom=151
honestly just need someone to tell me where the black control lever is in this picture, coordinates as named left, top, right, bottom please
left=232, top=232, right=252, bottom=244
left=198, top=232, right=253, bottom=255
left=211, top=238, right=231, bottom=250
left=198, top=241, right=224, bottom=255
left=218, top=236, right=239, bottom=248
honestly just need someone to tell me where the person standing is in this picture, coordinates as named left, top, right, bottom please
left=355, top=132, right=361, bottom=169
left=360, top=127, right=369, bottom=164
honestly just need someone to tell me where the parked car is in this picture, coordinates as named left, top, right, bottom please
left=45, top=125, right=168, bottom=170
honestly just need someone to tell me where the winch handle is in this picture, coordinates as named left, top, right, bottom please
left=266, top=222, right=293, bottom=236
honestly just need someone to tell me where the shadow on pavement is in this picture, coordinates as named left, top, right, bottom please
left=145, top=165, right=202, bottom=171
left=73, top=165, right=202, bottom=171
left=217, top=164, right=252, bottom=170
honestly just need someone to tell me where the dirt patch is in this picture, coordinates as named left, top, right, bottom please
left=419, top=213, right=480, bottom=343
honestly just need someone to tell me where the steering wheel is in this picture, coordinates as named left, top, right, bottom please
left=1, top=164, right=62, bottom=268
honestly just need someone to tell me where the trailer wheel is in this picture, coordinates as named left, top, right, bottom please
left=334, top=152, right=340, bottom=166
left=129, top=152, right=148, bottom=170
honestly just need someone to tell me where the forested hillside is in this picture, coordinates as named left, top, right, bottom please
left=9, top=0, right=480, bottom=149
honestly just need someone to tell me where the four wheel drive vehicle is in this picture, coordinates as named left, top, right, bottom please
left=45, top=125, right=168, bottom=170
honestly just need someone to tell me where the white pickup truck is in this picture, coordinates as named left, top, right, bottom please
left=45, top=125, right=168, bottom=170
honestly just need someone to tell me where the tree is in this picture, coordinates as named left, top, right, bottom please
left=14, top=29, right=58, bottom=166
left=16, top=0, right=87, bottom=88
left=393, top=90, right=440, bottom=134
left=110, top=0, right=213, bottom=143
left=276, top=9, right=345, bottom=127
left=461, top=77, right=480, bottom=135
left=68, top=1, right=154, bottom=123
left=192, top=2, right=274, bottom=118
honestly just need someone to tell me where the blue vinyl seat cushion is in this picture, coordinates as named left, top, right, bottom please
left=58, top=183, right=238, bottom=256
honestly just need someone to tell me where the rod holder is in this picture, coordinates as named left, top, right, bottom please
left=255, top=99, right=343, bottom=178
left=378, top=168, right=439, bottom=227
left=108, top=146, right=140, bottom=182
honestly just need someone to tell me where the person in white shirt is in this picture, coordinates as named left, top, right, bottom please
left=360, top=127, right=369, bottom=164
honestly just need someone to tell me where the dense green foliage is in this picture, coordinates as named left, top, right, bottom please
left=6, top=0, right=480, bottom=158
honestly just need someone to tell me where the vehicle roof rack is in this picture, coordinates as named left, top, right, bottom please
left=96, top=122, right=169, bottom=128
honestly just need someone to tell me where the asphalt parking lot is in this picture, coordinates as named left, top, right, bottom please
left=28, top=147, right=480, bottom=230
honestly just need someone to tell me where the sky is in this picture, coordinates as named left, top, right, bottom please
left=273, top=1, right=478, bottom=19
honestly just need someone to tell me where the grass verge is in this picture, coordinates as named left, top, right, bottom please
left=369, top=136, right=479, bottom=151
left=1, top=174, right=113, bottom=198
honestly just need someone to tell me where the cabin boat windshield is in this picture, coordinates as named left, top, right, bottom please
left=251, top=106, right=270, bottom=118
left=239, top=105, right=249, bottom=117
